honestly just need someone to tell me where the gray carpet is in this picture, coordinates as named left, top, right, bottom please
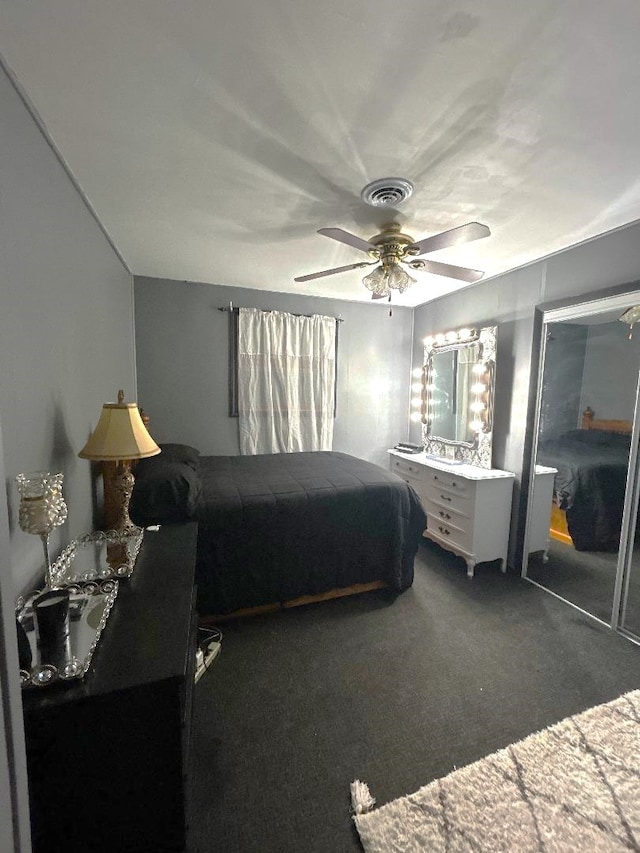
left=188, top=541, right=640, bottom=853
left=527, top=539, right=640, bottom=636
left=527, top=540, right=619, bottom=624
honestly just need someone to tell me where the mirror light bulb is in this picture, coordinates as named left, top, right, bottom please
left=412, top=367, right=423, bottom=378
left=472, top=363, right=486, bottom=375
left=470, top=402, right=485, bottom=413
left=410, top=412, right=422, bottom=422
left=471, top=383, right=486, bottom=394
left=423, top=336, right=434, bottom=348
left=470, top=420, right=483, bottom=432
left=411, top=382, right=422, bottom=393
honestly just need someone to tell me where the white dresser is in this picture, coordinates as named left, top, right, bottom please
left=525, top=464, right=557, bottom=564
left=389, top=450, right=515, bottom=577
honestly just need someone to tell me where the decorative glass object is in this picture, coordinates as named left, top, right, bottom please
left=50, top=528, right=144, bottom=587
left=15, top=579, right=118, bottom=688
left=16, top=472, right=68, bottom=588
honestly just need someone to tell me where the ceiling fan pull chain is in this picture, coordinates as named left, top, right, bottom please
left=388, top=294, right=393, bottom=317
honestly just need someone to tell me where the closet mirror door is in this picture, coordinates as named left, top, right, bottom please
left=619, top=513, right=640, bottom=638
left=618, top=429, right=640, bottom=639
left=524, top=294, right=640, bottom=625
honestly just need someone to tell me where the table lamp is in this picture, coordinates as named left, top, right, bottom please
left=79, top=390, right=160, bottom=533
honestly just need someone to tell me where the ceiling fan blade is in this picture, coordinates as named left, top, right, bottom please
left=371, top=292, right=389, bottom=300
left=317, top=227, right=377, bottom=254
left=408, top=222, right=490, bottom=257
left=411, top=259, right=484, bottom=283
left=294, top=261, right=374, bottom=283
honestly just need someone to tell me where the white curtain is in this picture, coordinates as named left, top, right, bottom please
left=238, top=308, right=336, bottom=455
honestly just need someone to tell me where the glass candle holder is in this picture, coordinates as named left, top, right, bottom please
left=16, top=472, right=68, bottom=588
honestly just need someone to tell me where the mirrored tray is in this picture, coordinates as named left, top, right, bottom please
left=50, top=528, right=144, bottom=587
left=16, top=580, right=118, bottom=688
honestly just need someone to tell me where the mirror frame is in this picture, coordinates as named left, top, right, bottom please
left=419, top=324, right=497, bottom=468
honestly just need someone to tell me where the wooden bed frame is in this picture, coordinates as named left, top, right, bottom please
left=548, top=407, right=633, bottom=546
left=580, top=406, right=633, bottom=436
left=200, top=580, right=387, bottom=624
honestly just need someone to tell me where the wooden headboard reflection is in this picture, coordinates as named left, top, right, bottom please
left=581, top=406, right=633, bottom=435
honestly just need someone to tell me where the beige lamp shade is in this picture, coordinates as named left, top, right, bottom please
left=79, top=392, right=161, bottom=461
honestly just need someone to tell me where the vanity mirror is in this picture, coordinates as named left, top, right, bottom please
left=417, top=324, right=497, bottom=467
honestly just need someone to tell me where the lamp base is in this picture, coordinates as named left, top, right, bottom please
left=110, top=461, right=138, bottom=535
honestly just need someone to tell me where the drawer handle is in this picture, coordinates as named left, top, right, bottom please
left=439, top=511, right=451, bottom=520
left=452, top=482, right=457, bottom=488
left=433, top=474, right=438, bottom=480
left=440, top=494, right=452, bottom=502
left=438, top=526, right=451, bottom=536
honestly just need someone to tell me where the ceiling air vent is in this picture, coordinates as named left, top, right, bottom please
left=360, top=178, right=414, bottom=207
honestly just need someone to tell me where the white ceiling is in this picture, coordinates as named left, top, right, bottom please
left=2, top=0, right=640, bottom=307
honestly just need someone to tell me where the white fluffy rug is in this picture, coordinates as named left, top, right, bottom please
left=352, top=689, right=640, bottom=852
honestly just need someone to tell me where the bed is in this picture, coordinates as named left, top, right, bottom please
left=129, top=446, right=427, bottom=616
left=536, top=407, right=632, bottom=551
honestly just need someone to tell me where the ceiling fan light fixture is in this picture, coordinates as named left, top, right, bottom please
left=362, top=262, right=416, bottom=297
left=362, top=265, right=388, bottom=294
left=620, top=305, right=640, bottom=338
left=360, top=178, right=414, bottom=208
left=386, top=265, right=416, bottom=293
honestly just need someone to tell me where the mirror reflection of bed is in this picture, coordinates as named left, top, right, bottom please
left=545, top=407, right=632, bottom=552
left=528, top=408, right=632, bottom=623
left=524, top=302, right=640, bottom=632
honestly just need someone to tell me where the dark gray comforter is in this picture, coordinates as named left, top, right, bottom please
left=195, top=451, right=426, bottom=615
left=537, top=429, right=631, bottom=551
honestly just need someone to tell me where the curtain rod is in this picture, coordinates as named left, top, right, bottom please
left=218, top=303, right=343, bottom=322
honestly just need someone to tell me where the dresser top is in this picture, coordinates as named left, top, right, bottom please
left=535, top=464, right=558, bottom=474
left=22, top=522, right=198, bottom=710
left=388, top=449, right=515, bottom=480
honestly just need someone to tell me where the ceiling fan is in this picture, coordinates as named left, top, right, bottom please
left=294, top=221, right=491, bottom=300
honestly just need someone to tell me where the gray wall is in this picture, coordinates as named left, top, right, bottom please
left=410, top=222, right=640, bottom=566
left=134, top=277, right=414, bottom=468
left=580, top=321, right=640, bottom=420
left=0, top=64, right=135, bottom=596
left=0, top=413, right=31, bottom=852
left=539, top=323, right=588, bottom=440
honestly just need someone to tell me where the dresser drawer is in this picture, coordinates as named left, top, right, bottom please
left=424, top=468, right=474, bottom=496
left=390, top=455, right=424, bottom=481
left=422, top=480, right=473, bottom=516
left=423, top=495, right=472, bottom=529
left=426, top=512, right=472, bottom=552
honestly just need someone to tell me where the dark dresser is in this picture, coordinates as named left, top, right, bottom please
left=22, top=522, right=198, bottom=852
